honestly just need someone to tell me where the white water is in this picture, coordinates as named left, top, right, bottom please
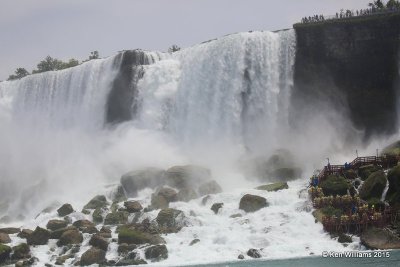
left=0, top=30, right=368, bottom=265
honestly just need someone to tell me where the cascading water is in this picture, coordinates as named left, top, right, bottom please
left=0, top=30, right=361, bottom=266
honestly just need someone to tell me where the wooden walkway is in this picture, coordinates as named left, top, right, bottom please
left=317, top=155, right=397, bottom=181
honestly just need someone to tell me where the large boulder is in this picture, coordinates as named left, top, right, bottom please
left=104, top=211, right=129, bottom=225
left=124, top=201, right=143, bottom=213
left=57, top=204, right=74, bottom=216
left=247, top=149, right=302, bottom=182
left=239, top=194, right=268, bottom=213
left=11, top=243, right=30, bottom=260
left=145, top=244, right=168, bottom=261
left=386, top=165, right=400, bottom=204
left=121, top=168, right=165, bottom=197
left=156, top=209, right=185, bottom=233
left=50, top=226, right=77, bottom=239
left=118, top=227, right=164, bottom=245
left=165, top=165, right=211, bottom=189
left=92, top=208, right=104, bottom=224
left=27, top=227, right=50, bottom=245
left=57, top=229, right=83, bottom=247
left=89, top=234, right=109, bottom=251
left=18, top=229, right=33, bottom=239
left=176, top=188, right=198, bottom=202
left=361, top=227, right=400, bottom=249
left=72, top=220, right=97, bottom=234
left=83, top=195, right=108, bottom=210
left=156, top=187, right=178, bottom=202
left=0, top=233, right=11, bottom=244
left=151, top=194, right=169, bottom=210
left=256, top=182, right=288, bottom=192
left=211, top=203, right=223, bottom=214
left=46, top=220, right=68, bottom=231
left=320, top=175, right=349, bottom=196
left=359, top=171, right=387, bottom=200
left=198, top=180, right=222, bottom=196
left=112, top=185, right=127, bottom=203
left=0, top=244, right=11, bottom=264
left=80, top=247, right=106, bottom=266
left=247, top=248, right=261, bottom=258
left=358, top=165, right=382, bottom=181
left=0, top=228, right=20, bottom=235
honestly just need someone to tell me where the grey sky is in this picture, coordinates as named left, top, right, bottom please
left=0, top=0, right=371, bottom=80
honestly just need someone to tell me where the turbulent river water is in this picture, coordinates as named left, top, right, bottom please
left=0, top=30, right=392, bottom=265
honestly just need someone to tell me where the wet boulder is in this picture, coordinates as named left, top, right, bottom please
left=83, top=195, right=108, bottom=210
left=18, top=229, right=33, bottom=239
left=89, top=234, right=109, bottom=251
left=0, top=244, right=11, bottom=264
left=72, top=220, right=97, bottom=234
left=320, top=175, right=349, bottom=196
left=145, top=244, right=168, bottom=261
left=57, top=229, right=83, bottom=247
left=239, top=194, right=268, bottom=213
left=177, top=188, right=198, bottom=202
left=198, top=180, right=222, bottom=196
left=104, top=211, right=129, bottom=225
left=247, top=248, right=261, bottom=258
left=27, top=227, right=50, bottom=245
left=156, top=187, right=178, bottom=202
left=112, top=185, right=127, bottom=203
left=50, top=226, right=77, bottom=239
left=150, top=194, right=169, bottom=210
left=0, top=233, right=11, bottom=244
left=124, top=201, right=143, bottom=213
left=80, top=247, right=106, bottom=266
left=211, top=203, right=224, bottom=214
left=0, top=228, right=20, bottom=235
left=57, top=204, right=74, bottom=216
left=359, top=171, right=387, bottom=201
left=121, top=168, right=165, bottom=197
left=11, top=243, right=30, bottom=260
left=361, top=227, right=400, bottom=249
left=156, top=208, right=185, bottom=233
left=165, top=165, right=211, bottom=189
left=46, top=220, right=68, bottom=231
left=256, top=182, right=288, bottom=192
left=118, top=227, right=164, bottom=245
left=92, top=208, right=104, bottom=224
left=118, top=243, right=137, bottom=255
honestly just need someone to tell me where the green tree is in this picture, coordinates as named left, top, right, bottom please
left=369, top=0, right=385, bottom=8
left=386, top=0, right=400, bottom=8
left=168, top=45, right=181, bottom=53
left=88, top=51, right=99, bottom=60
left=61, top=58, right=79, bottom=69
left=7, top=68, right=29, bottom=80
left=33, top=56, right=64, bottom=73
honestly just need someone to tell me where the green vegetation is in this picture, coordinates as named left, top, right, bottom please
left=168, top=45, right=181, bottom=53
left=369, top=0, right=400, bottom=8
left=320, top=175, right=349, bottom=196
left=7, top=51, right=100, bottom=81
left=118, top=228, right=152, bottom=245
left=320, top=206, right=343, bottom=217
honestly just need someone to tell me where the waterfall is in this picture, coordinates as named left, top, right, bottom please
left=136, top=30, right=296, bottom=154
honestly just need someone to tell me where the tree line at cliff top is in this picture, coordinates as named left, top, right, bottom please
left=7, top=51, right=100, bottom=81
left=6, top=45, right=181, bottom=82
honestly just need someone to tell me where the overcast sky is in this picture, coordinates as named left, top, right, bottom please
left=0, top=0, right=371, bottom=80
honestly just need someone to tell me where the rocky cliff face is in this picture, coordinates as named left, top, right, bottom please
left=293, top=13, right=400, bottom=138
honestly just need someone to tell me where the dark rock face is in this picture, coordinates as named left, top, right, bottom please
left=0, top=228, right=20, bottom=235
left=104, top=211, right=129, bottom=225
left=118, top=227, right=164, bottom=245
left=293, top=13, right=400, bottom=138
left=247, top=248, right=261, bottom=258
left=106, top=50, right=158, bottom=124
left=72, top=220, right=97, bottom=233
left=27, top=227, right=50, bottom=245
left=239, top=194, right=268, bottom=212
left=145, top=244, right=168, bottom=261
left=80, top=247, right=106, bottom=266
left=361, top=227, right=400, bottom=249
left=57, top=204, right=74, bottom=217
left=386, top=165, right=400, bottom=204
left=121, top=168, right=165, bottom=197
left=50, top=226, right=77, bottom=239
left=359, top=171, right=387, bottom=200
left=18, top=229, right=33, bottom=239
